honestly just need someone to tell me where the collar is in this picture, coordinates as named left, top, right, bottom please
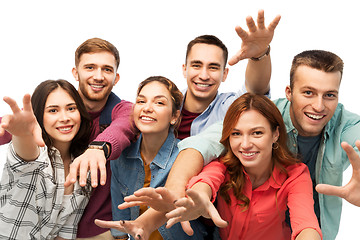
left=126, top=131, right=178, bottom=169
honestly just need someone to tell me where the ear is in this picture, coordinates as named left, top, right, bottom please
left=72, top=67, right=79, bottom=81
left=113, top=73, right=120, bottom=86
left=182, top=64, right=187, bottom=79
left=222, top=67, right=229, bottom=83
left=171, top=110, right=181, bottom=125
left=273, top=126, right=280, bottom=143
left=285, top=85, right=292, bottom=101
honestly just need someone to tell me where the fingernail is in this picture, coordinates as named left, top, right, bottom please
left=137, top=234, right=141, bottom=239
left=173, top=199, right=178, bottom=204
left=121, top=220, right=125, bottom=224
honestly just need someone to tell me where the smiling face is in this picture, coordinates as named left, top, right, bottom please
left=286, top=65, right=341, bottom=137
left=134, top=81, right=179, bottom=137
left=72, top=51, right=120, bottom=110
left=229, top=109, right=279, bottom=174
left=183, top=43, right=228, bottom=112
left=43, top=88, right=81, bottom=150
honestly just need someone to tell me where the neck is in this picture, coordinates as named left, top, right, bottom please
left=140, top=131, right=169, bottom=165
left=246, top=161, right=273, bottom=189
left=183, top=91, right=214, bottom=113
left=78, top=91, right=107, bottom=112
left=54, top=142, right=72, bottom=164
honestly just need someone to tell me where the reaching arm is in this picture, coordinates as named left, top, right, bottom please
left=229, top=9, right=281, bottom=95
left=0, top=95, right=44, bottom=161
left=65, top=100, right=135, bottom=187
left=316, top=140, right=360, bottom=206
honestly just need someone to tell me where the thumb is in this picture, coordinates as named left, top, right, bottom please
left=33, top=123, right=45, bottom=147
left=315, top=184, right=345, bottom=198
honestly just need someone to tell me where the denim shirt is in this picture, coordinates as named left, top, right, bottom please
left=179, top=98, right=360, bottom=240
left=110, top=132, right=206, bottom=240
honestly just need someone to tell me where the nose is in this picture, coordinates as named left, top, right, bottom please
left=93, top=68, right=104, bottom=81
left=312, top=96, right=325, bottom=112
left=199, top=67, right=210, bottom=81
left=59, top=109, right=70, bottom=122
left=241, top=135, right=253, bottom=149
left=142, top=102, right=153, bottom=113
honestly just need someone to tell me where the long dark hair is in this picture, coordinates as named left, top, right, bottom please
left=31, top=79, right=92, bottom=161
left=219, top=93, right=299, bottom=209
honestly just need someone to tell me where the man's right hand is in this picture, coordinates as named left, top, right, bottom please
left=64, top=148, right=107, bottom=187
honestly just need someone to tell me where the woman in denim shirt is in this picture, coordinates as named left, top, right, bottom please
left=95, top=76, right=206, bottom=240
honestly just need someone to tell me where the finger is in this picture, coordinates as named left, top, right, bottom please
left=156, top=187, right=177, bottom=203
left=79, top=159, right=90, bottom=187
left=64, top=160, right=80, bottom=187
left=342, top=141, right=360, bottom=170
left=3, top=96, right=21, bottom=114
left=165, top=215, right=182, bottom=229
left=165, top=206, right=187, bottom=219
left=118, top=201, right=146, bottom=209
left=257, top=9, right=265, bottom=29
left=22, top=94, right=32, bottom=112
left=234, top=25, right=249, bottom=41
left=180, top=221, right=194, bottom=236
left=228, top=49, right=246, bottom=66
left=315, top=184, right=346, bottom=198
left=267, top=14, right=281, bottom=32
left=89, top=156, right=101, bottom=187
left=98, top=157, right=107, bottom=186
left=208, top=204, right=228, bottom=228
left=33, top=122, right=45, bottom=147
left=94, top=219, right=120, bottom=229
left=246, top=15, right=257, bottom=32
left=134, top=187, right=159, bottom=198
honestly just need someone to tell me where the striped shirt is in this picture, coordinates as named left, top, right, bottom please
left=0, top=144, right=90, bottom=240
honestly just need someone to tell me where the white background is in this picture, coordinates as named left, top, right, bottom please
left=0, top=0, right=359, bottom=239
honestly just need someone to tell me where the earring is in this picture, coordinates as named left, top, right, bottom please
left=170, top=120, right=176, bottom=125
left=272, top=142, right=279, bottom=150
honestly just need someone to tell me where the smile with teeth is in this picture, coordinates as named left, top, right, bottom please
left=241, top=152, right=257, bottom=157
left=57, top=126, right=73, bottom=132
left=90, top=84, right=104, bottom=89
left=195, top=83, right=211, bottom=87
left=140, top=116, right=156, bottom=121
left=305, top=113, right=325, bottom=120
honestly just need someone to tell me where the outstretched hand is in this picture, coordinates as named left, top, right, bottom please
left=165, top=189, right=228, bottom=230
left=119, top=187, right=177, bottom=213
left=95, top=219, right=148, bottom=240
left=0, top=95, right=44, bottom=147
left=228, top=9, right=281, bottom=65
left=316, top=140, right=360, bottom=207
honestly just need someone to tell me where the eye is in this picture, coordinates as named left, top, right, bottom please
left=325, top=93, right=337, bottom=99
left=253, top=131, right=263, bottom=136
left=136, top=99, right=145, bottom=104
left=85, top=66, right=93, bottom=70
left=231, top=131, right=241, bottom=136
left=304, top=90, right=312, bottom=96
left=48, top=108, right=57, bottom=113
left=68, top=106, right=77, bottom=111
left=191, top=64, right=201, bottom=69
left=156, top=101, right=165, bottom=105
left=209, top=66, right=220, bottom=70
left=104, top=68, right=113, bottom=73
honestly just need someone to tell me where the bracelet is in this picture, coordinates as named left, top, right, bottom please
left=250, top=45, right=270, bottom=61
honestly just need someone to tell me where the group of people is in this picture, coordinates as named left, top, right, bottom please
left=0, top=9, right=359, bottom=240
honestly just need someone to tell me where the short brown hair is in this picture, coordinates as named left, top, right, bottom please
left=185, top=35, right=228, bottom=67
left=290, top=50, right=344, bottom=89
left=75, top=38, right=120, bottom=70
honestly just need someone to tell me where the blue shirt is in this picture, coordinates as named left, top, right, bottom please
left=182, top=85, right=247, bottom=136
left=110, top=132, right=206, bottom=240
left=179, top=98, right=360, bottom=240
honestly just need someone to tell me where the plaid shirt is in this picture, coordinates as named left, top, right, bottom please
left=0, top=144, right=90, bottom=240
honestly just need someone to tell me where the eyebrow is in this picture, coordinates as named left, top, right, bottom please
left=137, top=94, right=169, bottom=100
left=233, top=126, right=265, bottom=131
left=45, top=103, right=76, bottom=109
left=301, top=86, right=339, bottom=94
left=189, top=60, right=221, bottom=68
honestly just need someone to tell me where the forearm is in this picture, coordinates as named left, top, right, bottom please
left=12, top=135, right=39, bottom=161
left=245, top=51, right=271, bottom=95
left=191, top=182, right=212, bottom=200
left=165, top=149, right=204, bottom=198
left=295, top=228, right=321, bottom=240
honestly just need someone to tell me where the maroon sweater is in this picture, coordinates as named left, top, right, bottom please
left=76, top=99, right=134, bottom=238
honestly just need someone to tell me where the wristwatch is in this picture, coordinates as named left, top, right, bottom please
left=88, top=141, right=111, bottom=159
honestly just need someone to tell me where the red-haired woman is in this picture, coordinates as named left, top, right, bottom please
left=165, top=93, right=322, bottom=240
